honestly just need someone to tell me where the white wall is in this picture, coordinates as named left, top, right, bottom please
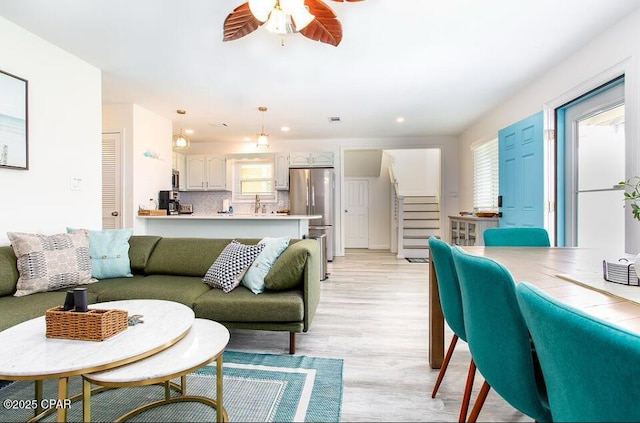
left=0, top=17, right=102, bottom=246
left=386, top=149, right=441, bottom=197
left=103, top=104, right=172, bottom=234
left=458, top=8, right=640, bottom=252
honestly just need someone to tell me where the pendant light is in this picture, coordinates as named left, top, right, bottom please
left=256, top=106, right=269, bottom=148
left=172, top=109, right=190, bottom=150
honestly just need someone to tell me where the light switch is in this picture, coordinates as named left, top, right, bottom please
left=70, top=177, right=83, bottom=191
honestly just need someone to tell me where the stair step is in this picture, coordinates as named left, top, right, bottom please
left=403, top=196, right=438, bottom=204
left=404, top=228, right=440, bottom=236
left=403, top=204, right=439, bottom=212
left=403, top=245, right=429, bottom=249
left=404, top=222, right=440, bottom=229
left=404, top=211, right=440, bottom=219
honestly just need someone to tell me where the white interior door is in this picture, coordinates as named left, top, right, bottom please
left=345, top=179, right=369, bottom=248
left=102, top=132, right=123, bottom=229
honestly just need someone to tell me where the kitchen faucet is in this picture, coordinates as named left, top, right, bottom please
left=254, top=194, right=261, bottom=214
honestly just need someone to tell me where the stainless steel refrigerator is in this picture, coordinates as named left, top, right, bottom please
left=289, top=167, right=335, bottom=263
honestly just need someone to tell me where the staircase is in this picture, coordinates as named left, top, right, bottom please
left=397, top=195, right=440, bottom=259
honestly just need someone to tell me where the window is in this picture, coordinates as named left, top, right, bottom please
left=472, top=138, right=499, bottom=211
left=232, top=158, right=276, bottom=203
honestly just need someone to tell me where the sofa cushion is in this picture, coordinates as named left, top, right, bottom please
left=203, top=240, right=265, bottom=293
left=128, top=235, right=161, bottom=273
left=0, top=289, right=99, bottom=332
left=68, top=228, right=134, bottom=279
left=144, top=238, right=237, bottom=276
left=264, top=240, right=309, bottom=291
left=91, top=274, right=211, bottom=308
left=193, top=285, right=304, bottom=322
left=0, top=246, right=19, bottom=296
left=7, top=231, right=96, bottom=297
left=242, top=236, right=291, bottom=294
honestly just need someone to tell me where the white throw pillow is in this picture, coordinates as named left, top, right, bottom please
left=242, top=236, right=291, bottom=294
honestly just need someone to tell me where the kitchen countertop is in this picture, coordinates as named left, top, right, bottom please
left=137, top=213, right=324, bottom=239
left=138, top=214, right=322, bottom=220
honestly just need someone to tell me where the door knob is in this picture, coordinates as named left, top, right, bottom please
left=111, top=211, right=119, bottom=216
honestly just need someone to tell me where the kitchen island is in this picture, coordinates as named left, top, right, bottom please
left=137, top=213, right=322, bottom=239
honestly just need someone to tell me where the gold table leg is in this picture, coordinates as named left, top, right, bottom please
left=56, top=377, right=68, bottom=423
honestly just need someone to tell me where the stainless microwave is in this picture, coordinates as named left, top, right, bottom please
left=172, top=170, right=179, bottom=191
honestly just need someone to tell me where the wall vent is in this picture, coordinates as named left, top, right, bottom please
left=328, top=116, right=341, bottom=123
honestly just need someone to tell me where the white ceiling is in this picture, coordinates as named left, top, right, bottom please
left=1, top=0, right=639, bottom=145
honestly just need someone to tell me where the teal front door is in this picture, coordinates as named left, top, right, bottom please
left=498, top=111, right=544, bottom=228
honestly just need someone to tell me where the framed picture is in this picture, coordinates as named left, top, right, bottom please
left=0, top=69, right=28, bottom=170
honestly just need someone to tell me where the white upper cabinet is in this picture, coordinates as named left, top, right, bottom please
left=289, top=152, right=334, bottom=167
left=185, top=155, right=227, bottom=191
left=274, top=153, right=289, bottom=190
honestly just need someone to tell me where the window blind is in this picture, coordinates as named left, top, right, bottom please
left=473, top=138, right=499, bottom=210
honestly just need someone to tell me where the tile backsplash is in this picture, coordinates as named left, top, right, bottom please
left=178, top=191, right=289, bottom=215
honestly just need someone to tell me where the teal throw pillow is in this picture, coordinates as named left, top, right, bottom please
left=67, top=227, right=133, bottom=279
left=242, top=236, right=291, bottom=294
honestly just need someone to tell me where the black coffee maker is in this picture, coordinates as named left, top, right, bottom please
left=159, top=190, right=180, bottom=215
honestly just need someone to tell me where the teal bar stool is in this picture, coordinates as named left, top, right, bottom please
left=483, top=227, right=550, bottom=247
left=451, top=247, right=551, bottom=422
left=516, top=281, right=640, bottom=422
left=428, top=237, right=476, bottom=422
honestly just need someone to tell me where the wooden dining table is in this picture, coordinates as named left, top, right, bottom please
left=428, top=246, right=640, bottom=368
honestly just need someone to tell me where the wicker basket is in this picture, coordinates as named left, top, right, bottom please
left=45, top=306, right=128, bottom=341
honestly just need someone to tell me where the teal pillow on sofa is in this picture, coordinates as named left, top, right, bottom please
left=242, top=236, right=290, bottom=294
left=68, top=228, right=133, bottom=279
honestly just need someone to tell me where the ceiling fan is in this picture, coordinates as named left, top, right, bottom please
left=223, top=0, right=364, bottom=47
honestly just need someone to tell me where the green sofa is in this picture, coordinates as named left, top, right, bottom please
left=0, top=236, right=321, bottom=354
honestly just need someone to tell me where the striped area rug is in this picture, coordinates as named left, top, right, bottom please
left=0, top=351, right=344, bottom=422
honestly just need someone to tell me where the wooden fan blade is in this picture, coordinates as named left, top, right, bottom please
left=300, top=0, right=343, bottom=46
left=327, top=0, right=366, bottom=2
left=223, top=2, right=262, bottom=42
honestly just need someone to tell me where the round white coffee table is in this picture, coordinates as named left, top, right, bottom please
left=0, top=299, right=194, bottom=422
left=83, top=318, right=230, bottom=422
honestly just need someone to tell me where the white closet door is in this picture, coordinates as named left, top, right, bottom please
left=102, top=132, right=123, bottom=229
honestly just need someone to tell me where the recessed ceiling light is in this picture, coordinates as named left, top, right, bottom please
left=184, top=129, right=194, bottom=134
left=396, top=117, right=405, bottom=123
left=281, top=126, right=290, bottom=132
left=243, top=137, right=252, bottom=142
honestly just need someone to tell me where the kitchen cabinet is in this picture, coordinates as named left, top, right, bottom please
left=289, top=152, right=334, bottom=167
left=274, top=153, right=289, bottom=190
left=448, top=216, right=498, bottom=246
left=185, top=155, right=227, bottom=191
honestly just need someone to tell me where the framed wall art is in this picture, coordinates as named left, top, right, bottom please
left=0, top=69, right=28, bottom=170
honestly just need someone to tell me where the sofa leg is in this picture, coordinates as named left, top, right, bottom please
left=289, top=332, right=296, bottom=354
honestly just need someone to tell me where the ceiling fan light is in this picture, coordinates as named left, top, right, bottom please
left=249, top=0, right=276, bottom=22
left=265, top=7, right=295, bottom=34
left=290, top=5, right=314, bottom=31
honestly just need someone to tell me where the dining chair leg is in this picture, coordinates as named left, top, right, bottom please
left=431, top=334, right=459, bottom=398
left=458, top=358, right=476, bottom=423
left=466, top=380, right=491, bottom=423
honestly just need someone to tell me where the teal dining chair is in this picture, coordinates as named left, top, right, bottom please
left=451, top=247, right=551, bottom=423
left=516, top=281, right=640, bottom=422
left=428, top=237, right=476, bottom=422
left=483, top=227, right=550, bottom=247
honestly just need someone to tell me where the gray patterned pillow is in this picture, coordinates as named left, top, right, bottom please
left=7, top=231, right=96, bottom=297
left=203, top=240, right=265, bottom=293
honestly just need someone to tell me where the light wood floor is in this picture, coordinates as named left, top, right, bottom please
left=227, top=249, right=532, bottom=422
